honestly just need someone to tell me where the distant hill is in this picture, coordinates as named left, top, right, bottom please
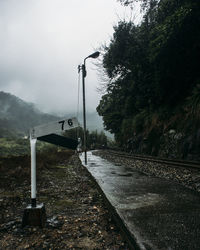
left=0, top=91, right=58, bottom=137
left=0, top=91, right=112, bottom=138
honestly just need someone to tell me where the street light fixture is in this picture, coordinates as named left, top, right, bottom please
left=81, top=51, right=100, bottom=164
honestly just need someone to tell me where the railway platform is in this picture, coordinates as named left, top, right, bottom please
left=80, top=151, right=200, bottom=250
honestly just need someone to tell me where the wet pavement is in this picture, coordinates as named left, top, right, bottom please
left=80, top=151, right=200, bottom=250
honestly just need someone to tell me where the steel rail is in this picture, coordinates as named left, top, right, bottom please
left=105, top=150, right=200, bottom=170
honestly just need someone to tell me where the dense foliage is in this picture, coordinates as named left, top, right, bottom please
left=65, top=128, right=108, bottom=150
left=97, top=0, right=200, bottom=153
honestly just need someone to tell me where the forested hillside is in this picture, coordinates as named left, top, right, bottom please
left=97, top=0, right=200, bottom=159
left=0, top=91, right=58, bottom=137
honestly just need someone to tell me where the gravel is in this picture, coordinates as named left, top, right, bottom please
left=0, top=150, right=130, bottom=250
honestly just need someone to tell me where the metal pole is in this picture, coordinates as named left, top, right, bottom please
left=80, top=52, right=99, bottom=164
left=30, top=136, right=37, bottom=207
left=82, top=63, right=87, bottom=165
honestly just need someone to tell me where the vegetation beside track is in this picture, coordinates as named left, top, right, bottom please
left=97, top=0, right=200, bottom=160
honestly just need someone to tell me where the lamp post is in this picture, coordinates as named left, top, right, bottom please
left=81, top=51, right=100, bottom=164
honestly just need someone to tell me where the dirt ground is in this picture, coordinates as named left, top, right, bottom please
left=0, top=149, right=130, bottom=249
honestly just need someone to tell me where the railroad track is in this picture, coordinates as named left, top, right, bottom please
left=105, top=150, right=200, bottom=170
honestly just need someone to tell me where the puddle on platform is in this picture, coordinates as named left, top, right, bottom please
left=80, top=153, right=162, bottom=210
left=90, top=162, right=97, bottom=167
left=107, top=193, right=162, bottom=210
left=117, top=173, right=133, bottom=177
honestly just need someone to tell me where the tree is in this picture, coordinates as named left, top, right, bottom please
left=97, top=0, right=200, bottom=149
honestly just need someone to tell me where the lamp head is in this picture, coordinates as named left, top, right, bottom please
left=87, top=51, right=100, bottom=59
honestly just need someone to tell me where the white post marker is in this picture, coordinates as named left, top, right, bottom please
left=22, top=117, right=79, bottom=227
left=30, top=137, right=37, bottom=207
left=29, top=117, right=79, bottom=208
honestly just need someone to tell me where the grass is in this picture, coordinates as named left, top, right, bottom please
left=54, top=199, right=74, bottom=208
left=0, top=137, right=28, bottom=156
left=0, top=136, right=65, bottom=157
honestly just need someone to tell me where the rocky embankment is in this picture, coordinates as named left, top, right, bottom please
left=125, top=129, right=200, bottom=161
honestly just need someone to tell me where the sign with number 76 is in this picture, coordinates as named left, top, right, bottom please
left=30, top=117, right=79, bottom=139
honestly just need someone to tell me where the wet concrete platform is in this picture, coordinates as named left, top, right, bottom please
left=80, top=151, right=200, bottom=250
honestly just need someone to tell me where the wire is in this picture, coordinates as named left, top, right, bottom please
left=76, top=65, right=81, bottom=139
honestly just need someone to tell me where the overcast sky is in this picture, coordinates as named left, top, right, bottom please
left=0, top=0, right=141, bottom=115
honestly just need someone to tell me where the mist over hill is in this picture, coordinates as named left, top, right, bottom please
left=0, top=91, right=58, bottom=136
left=0, top=91, right=108, bottom=137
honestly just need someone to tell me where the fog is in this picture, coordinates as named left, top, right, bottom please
left=0, top=0, right=140, bottom=115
